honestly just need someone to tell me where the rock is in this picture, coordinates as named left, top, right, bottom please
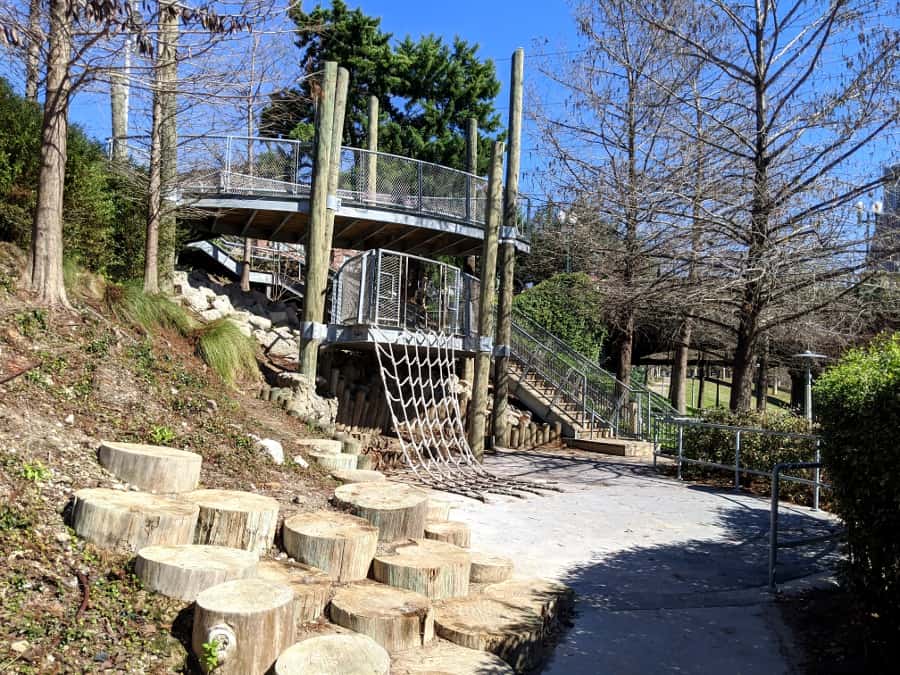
left=205, top=399, right=218, bottom=413
left=211, top=295, right=233, bottom=315
left=185, top=291, right=211, bottom=313
left=248, top=314, right=272, bottom=330
left=64, top=414, right=75, bottom=425
left=269, top=310, right=289, bottom=324
left=253, top=438, right=284, bottom=465
left=200, top=308, right=224, bottom=322
left=11, top=640, right=30, bottom=654
left=292, top=455, right=310, bottom=469
left=267, top=337, right=298, bottom=359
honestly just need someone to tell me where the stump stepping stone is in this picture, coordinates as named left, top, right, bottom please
left=192, top=578, right=295, bottom=675
left=295, top=438, right=343, bottom=455
left=334, top=481, right=428, bottom=541
left=356, top=454, right=376, bottom=470
left=256, top=559, right=332, bottom=625
left=426, top=499, right=453, bottom=522
left=469, top=553, right=514, bottom=584
left=392, top=639, right=514, bottom=675
left=282, top=510, right=378, bottom=581
left=330, top=582, right=434, bottom=653
left=135, top=544, right=258, bottom=601
left=483, top=578, right=575, bottom=623
left=274, top=634, right=390, bottom=675
left=182, top=489, right=279, bottom=555
left=330, top=468, right=386, bottom=484
left=433, top=595, right=547, bottom=672
left=310, top=451, right=357, bottom=471
left=70, top=488, right=198, bottom=552
left=424, top=520, right=471, bottom=548
left=372, top=539, right=471, bottom=600
left=98, top=441, right=202, bottom=493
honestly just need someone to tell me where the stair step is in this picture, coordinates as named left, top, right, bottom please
left=256, top=559, right=333, bottom=625
left=334, top=482, right=429, bottom=542
left=391, top=639, right=513, bottom=674
left=330, top=582, right=434, bottom=652
left=135, top=544, right=258, bottom=601
left=310, top=451, right=357, bottom=471
left=182, top=489, right=280, bottom=555
left=275, top=634, right=390, bottom=675
left=282, top=510, right=378, bottom=582
left=372, top=539, right=471, bottom=600
left=329, top=468, right=386, bottom=484
left=98, top=441, right=201, bottom=494
left=469, top=552, right=514, bottom=583
left=424, top=520, right=471, bottom=548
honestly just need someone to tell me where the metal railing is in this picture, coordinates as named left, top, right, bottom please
left=509, top=309, right=681, bottom=438
left=194, top=235, right=305, bottom=301
left=331, top=249, right=478, bottom=337
left=115, top=134, right=533, bottom=231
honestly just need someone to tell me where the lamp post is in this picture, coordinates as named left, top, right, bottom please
left=855, top=199, right=883, bottom=267
left=792, top=350, right=827, bottom=426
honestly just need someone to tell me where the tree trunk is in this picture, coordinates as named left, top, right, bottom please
left=241, top=238, right=252, bottom=292
left=669, top=319, right=691, bottom=413
left=755, top=340, right=769, bottom=412
left=614, top=311, right=634, bottom=393
left=789, top=368, right=804, bottom=410
left=696, top=356, right=706, bottom=410
left=28, top=0, right=71, bottom=308
left=110, top=38, right=130, bottom=163
left=143, top=91, right=162, bottom=293
left=157, top=2, right=179, bottom=293
left=25, top=0, right=42, bottom=102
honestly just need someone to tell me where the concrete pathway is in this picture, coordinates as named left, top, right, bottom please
left=438, top=449, right=840, bottom=674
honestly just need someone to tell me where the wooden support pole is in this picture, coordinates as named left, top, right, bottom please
left=462, top=117, right=478, bottom=387
left=299, top=62, right=339, bottom=380
left=492, top=48, right=524, bottom=449
left=367, top=95, right=379, bottom=200
left=467, top=141, right=504, bottom=460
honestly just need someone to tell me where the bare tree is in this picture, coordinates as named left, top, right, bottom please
left=24, top=0, right=41, bottom=101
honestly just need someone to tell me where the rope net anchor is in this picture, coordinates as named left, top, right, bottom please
left=373, top=329, right=560, bottom=501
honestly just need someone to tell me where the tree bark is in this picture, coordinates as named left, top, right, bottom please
left=110, top=37, right=130, bottom=163
left=28, top=0, right=71, bottom=308
left=669, top=320, right=691, bottom=413
left=157, top=2, right=179, bottom=293
left=240, top=239, right=251, bottom=291
left=755, top=339, right=769, bottom=412
left=25, top=0, right=42, bottom=102
left=143, top=91, right=162, bottom=293
left=696, top=355, right=706, bottom=410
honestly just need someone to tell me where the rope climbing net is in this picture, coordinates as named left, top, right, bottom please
left=373, top=329, right=559, bottom=501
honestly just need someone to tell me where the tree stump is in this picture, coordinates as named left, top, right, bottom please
left=469, top=552, right=514, bottom=583
left=192, top=578, right=295, bottom=675
left=256, top=560, right=332, bottom=625
left=424, top=521, right=471, bottom=548
left=282, top=511, right=378, bottom=581
left=483, top=578, right=575, bottom=624
left=70, top=488, right=198, bottom=552
left=334, top=482, right=428, bottom=541
left=295, top=439, right=342, bottom=455
left=433, top=595, right=546, bottom=671
left=329, top=582, right=434, bottom=652
left=392, top=639, right=514, bottom=675
left=372, top=539, right=470, bottom=599
left=356, top=454, right=376, bottom=470
left=426, top=499, right=453, bottom=522
left=309, top=451, right=357, bottom=471
left=274, top=634, right=390, bottom=675
left=182, top=489, right=279, bottom=555
left=98, top=441, right=202, bottom=493
left=330, top=468, right=385, bottom=484
left=135, top=544, right=258, bottom=601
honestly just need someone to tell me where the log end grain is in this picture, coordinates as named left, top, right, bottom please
left=256, top=559, right=333, bottom=625
left=98, top=441, right=202, bottom=493
left=182, top=489, right=280, bottom=555
left=329, top=468, right=386, bottom=484
left=372, top=539, right=471, bottom=600
left=469, top=552, right=514, bottom=584
left=424, top=520, right=471, bottom=548
left=329, top=582, right=434, bottom=652
left=274, top=634, right=390, bottom=675
left=135, top=544, right=258, bottom=601
left=334, top=481, right=429, bottom=542
left=392, top=639, right=514, bottom=675
left=282, top=510, right=378, bottom=582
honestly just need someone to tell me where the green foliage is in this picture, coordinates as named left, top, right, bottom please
left=195, top=319, right=260, bottom=387
left=200, top=638, right=221, bottom=671
left=14, top=308, right=47, bottom=337
left=148, top=425, right=176, bottom=445
left=20, top=461, right=50, bottom=483
left=109, top=281, right=196, bottom=336
left=262, top=1, right=503, bottom=173
left=513, top=273, right=608, bottom=361
left=814, top=333, right=900, bottom=639
left=0, top=506, right=29, bottom=531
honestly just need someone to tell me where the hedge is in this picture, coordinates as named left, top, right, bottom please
left=814, top=333, right=900, bottom=639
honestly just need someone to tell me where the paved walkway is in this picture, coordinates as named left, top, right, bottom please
left=438, top=449, right=841, bottom=674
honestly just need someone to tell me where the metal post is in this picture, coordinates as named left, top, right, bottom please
left=653, top=423, right=659, bottom=469
left=813, top=440, right=821, bottom=511
left=677, top=425, right=684, bottom=480
left=465, top=117, right=477, bottom=222
left=366, top=95, right=378, bottom=201
left=734, top=430, right=742, bottom=490
left=805, top=362, right=813, bottom=426
left=769, top=465, right=781, bottom=591
left=417, top=162, right=424, bottom=212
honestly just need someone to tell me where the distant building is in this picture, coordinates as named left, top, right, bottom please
left=872, top=164, right=900, bottom=272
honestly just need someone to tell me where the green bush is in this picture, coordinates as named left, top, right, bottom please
left=109, top=280, right=195, bottom=337
left=195, top=319, right=260, bottom=387
left=814, top=333, right=900, bottom=640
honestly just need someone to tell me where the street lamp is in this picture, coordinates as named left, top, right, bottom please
left=856, top=199, right=884, bottom=265
left=792, top=350, right=827, bottom=426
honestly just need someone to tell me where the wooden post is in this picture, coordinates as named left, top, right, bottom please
left=299, top=62, right=338, bottom=380
left=367, top=95, right=379, bottom=200
left=492, top=48, right=524, bottom=449
left=462, top=117, right=478, bottom=387
left=467, top=141, right=504, bottom=460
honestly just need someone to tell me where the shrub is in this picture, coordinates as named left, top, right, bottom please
left=814, top=333, right=900, bottom=640
left=108, top=280, right=195, bottom=337
left=195, top=319, right=260, bottom=387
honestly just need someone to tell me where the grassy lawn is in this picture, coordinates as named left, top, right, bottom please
left=650, top=376, right=792, bottom=412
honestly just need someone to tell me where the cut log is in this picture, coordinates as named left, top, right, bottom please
left=372, top=539, right=470, bottom=600
left=309, top=451, right=357, bottom=471
left=330, top=468, right=385, bottom=484
left=256, top=559, right=332, bottom=625
left=392, top=639, right=514, bottom=675
left=356, top=453, right=376, bottom=470
left=282, top=511, right=378, bottom=582
left=98, top=441, right=202, bottom=493
left=70, top=488, right=198, bottom=552
left=433, top=595, right=546, bottom=672
left=192, top=578, right=295, bottom=675
left=135, top=544, right=257, bottom=601
left=334, top=481, right=428, bottom=542
left=469, top=552, right=514, bottom=584
left=426, top=499, right=453, bottom=522
left=182, top=489, right=279, bottom=555
left=329, top=582, right=434, bottom=652
left=274, top=634, right=390, bottom=675
left=295, top=439, right=343, bottom=455
left=424, top=521, right=471, bottom=548
left=483, top=578, right=575, bottom=624
left=341, top=437, right=362, bottom=455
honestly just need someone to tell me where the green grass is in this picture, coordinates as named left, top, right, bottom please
left=109, top=280, right=196, bottom=336
left=650, top=376, right=791, bottom=413
left=195, top=319, right=259, bottom=386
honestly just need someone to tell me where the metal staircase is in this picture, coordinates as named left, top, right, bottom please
left=509, top=310, right=681, bottom=441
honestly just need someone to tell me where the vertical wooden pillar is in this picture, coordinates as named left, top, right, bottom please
left=324, top=67, right=350, bottom=247
left=462, top=117, right=478, bottom=387
left=299, top=62, right=338, bottom=381
left=492, top=48, right=524, bottom=448
left=367, top=96, right=379, bottom=200
left=467, top=141, right=505, bottom=460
